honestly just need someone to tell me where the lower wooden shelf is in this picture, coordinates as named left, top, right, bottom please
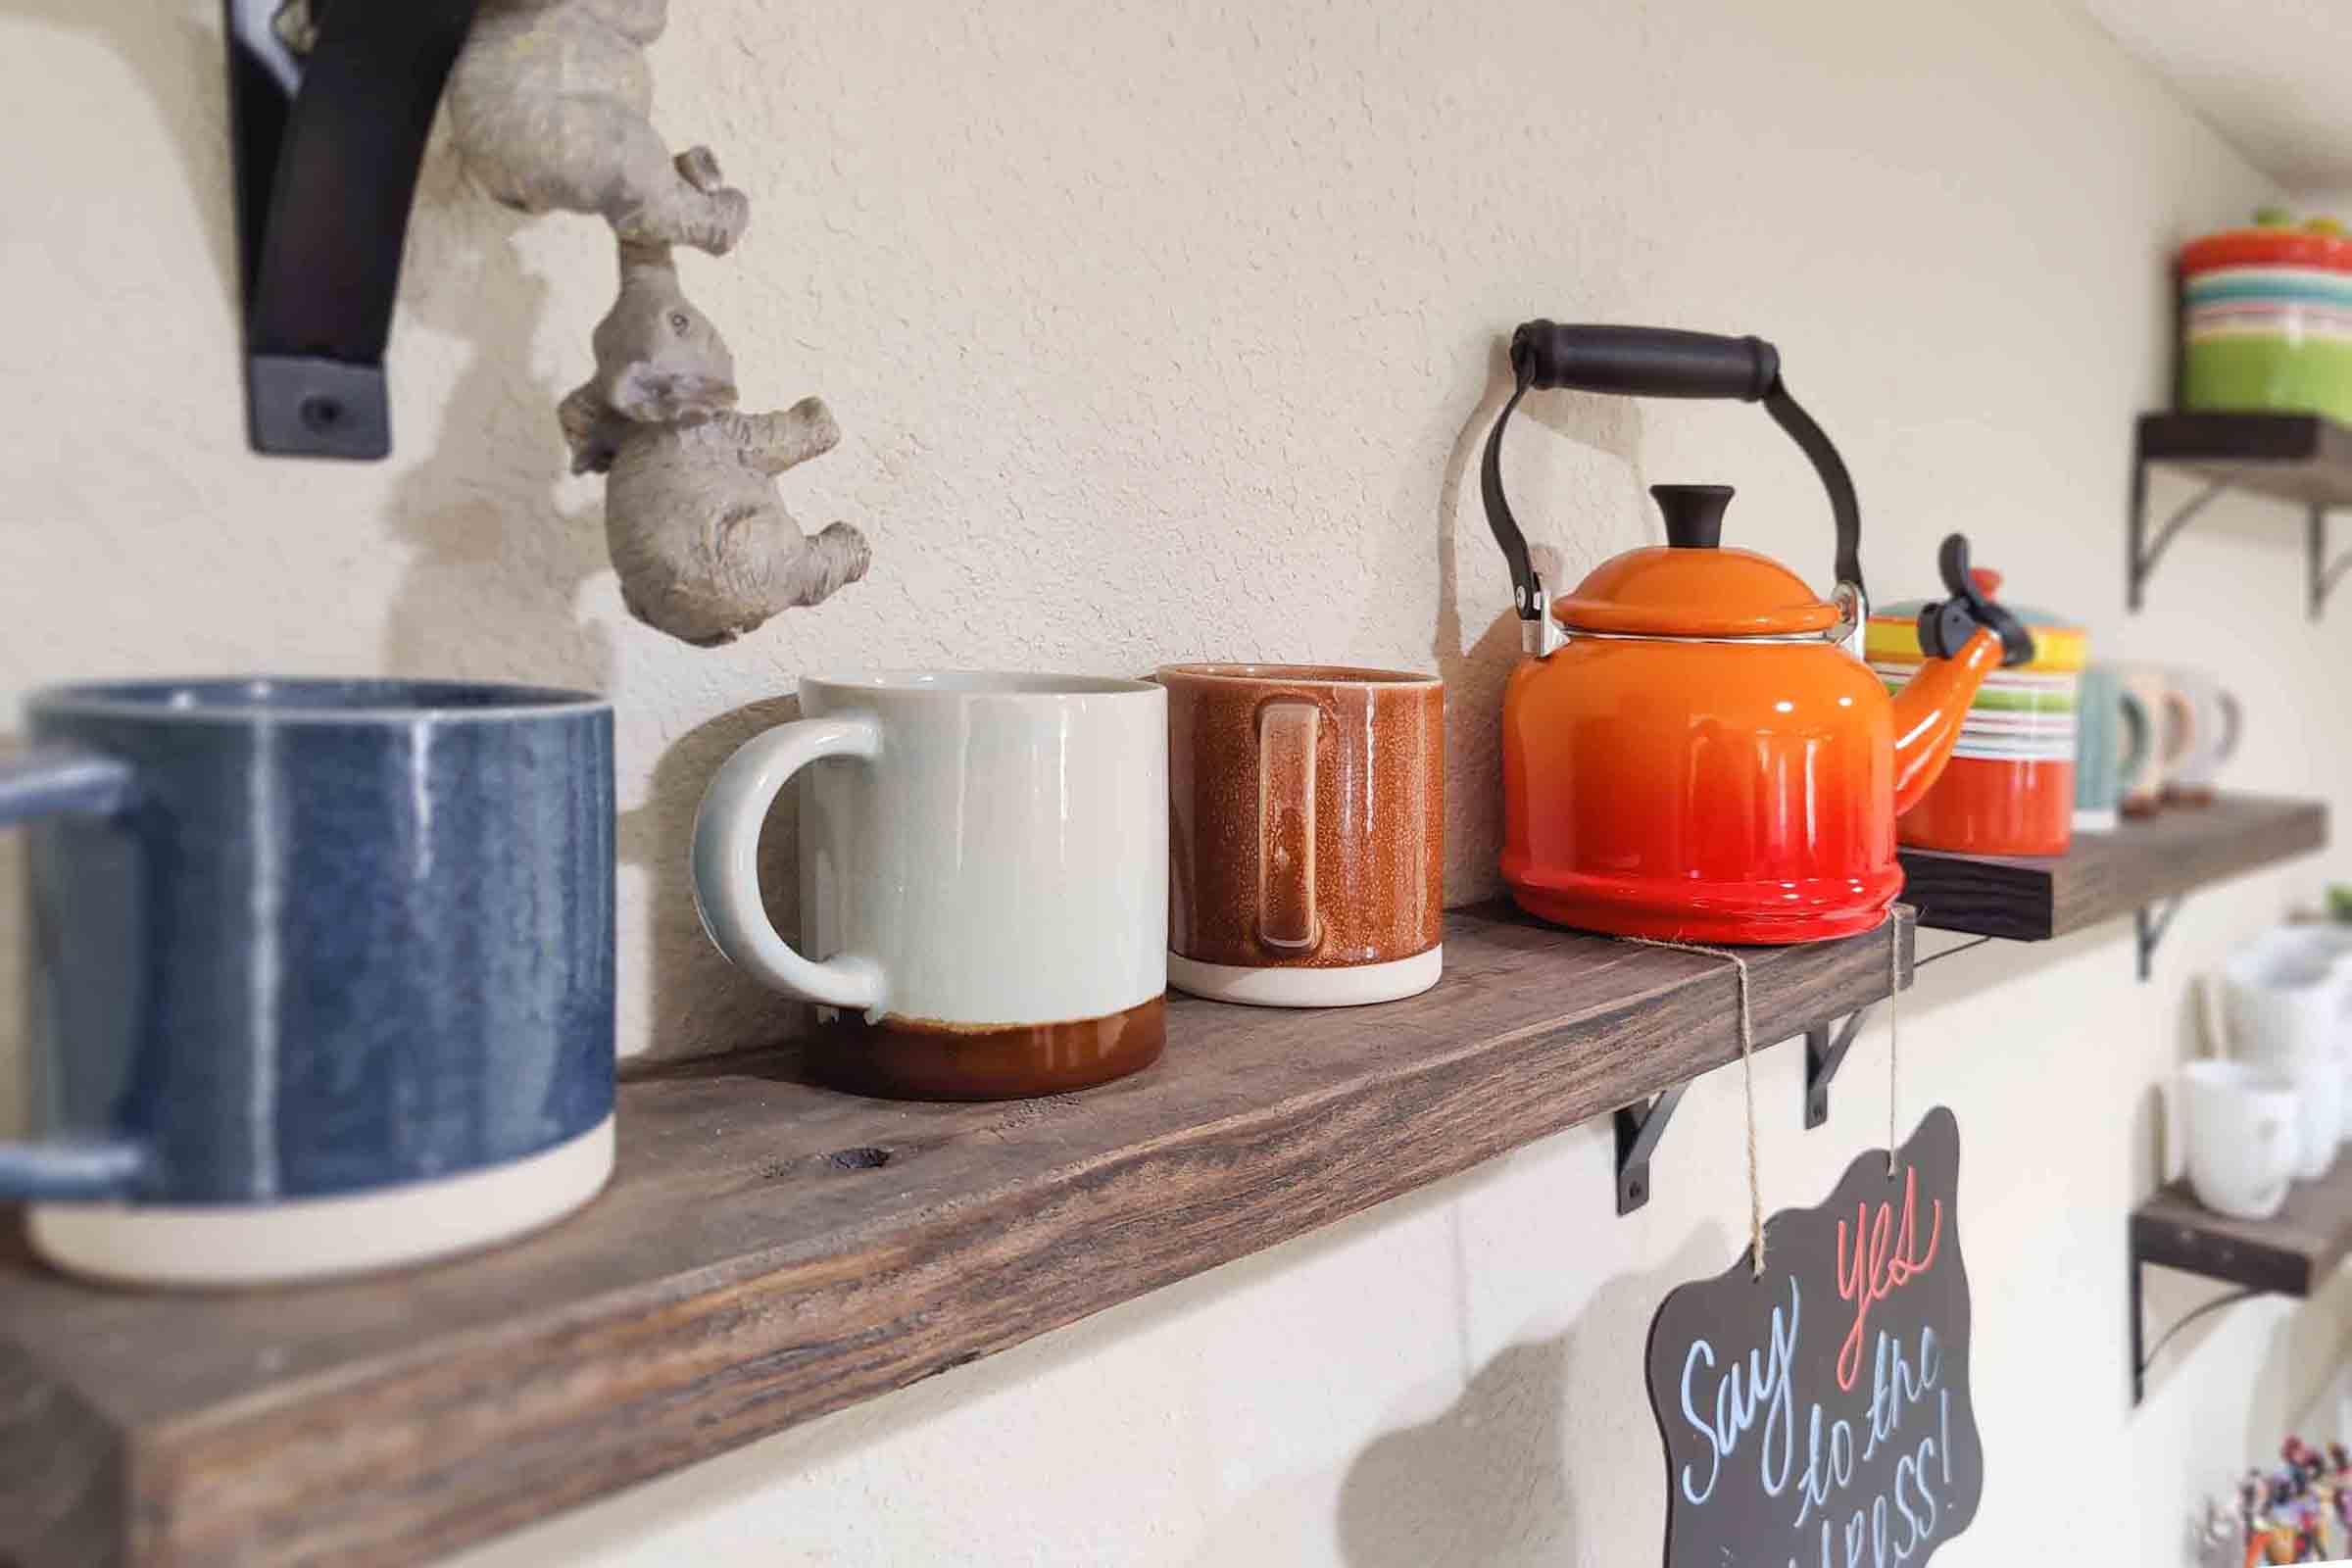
left=2130, top=1154, right=2352, bottom=1403
left=0, top=902, right=1911, bottom=1568
left=2133, top=1159, right=2352, bottom=1301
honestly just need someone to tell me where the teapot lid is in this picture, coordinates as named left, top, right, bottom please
left=1553, top=484, right=1840, bottom=638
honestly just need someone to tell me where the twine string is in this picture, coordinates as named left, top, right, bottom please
left=1626, top=934, right=1763, bottom=1277
left=1627, top=906, right=1909, bottom=1274
left=1886, top=908, right=1902, bottom=1178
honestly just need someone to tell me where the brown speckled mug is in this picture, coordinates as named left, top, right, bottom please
left=1160, top=664, right=1444, bottom=1005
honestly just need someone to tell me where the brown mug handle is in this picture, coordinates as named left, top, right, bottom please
left=1257, top=700, right=1319, bottom=952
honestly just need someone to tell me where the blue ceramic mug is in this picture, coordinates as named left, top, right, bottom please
left=2073, top=663, right=2150, bottom=833
left=0, top=679, right=615, bottom=1286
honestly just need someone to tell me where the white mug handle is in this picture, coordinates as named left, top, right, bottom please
left=691, top=715, right=885, bottom=1010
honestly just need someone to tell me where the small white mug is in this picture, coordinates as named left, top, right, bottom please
left=2179, top=1060, right=2299, bottom=1221
left=2268, top=925, right=2352, bottom=1144
left=2218, top=932, right=2349, bottom=1178
left=692, top=671, right=1167, bottom=1100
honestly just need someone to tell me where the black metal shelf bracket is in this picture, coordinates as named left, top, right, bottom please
left=225, top=0, right=480, bottom=459
left=2135, top=897, right=2186, bottom=982
left=1615, top=1084, right=1687, bottom=1215
left=2125, top=460, right=2226, bottom=612
left=2310, top=507, right=2352, bottom=619
left=1802, top=1009, right=1872, bottom=1131
left=2130, top=1254, right=2261, bottom=1405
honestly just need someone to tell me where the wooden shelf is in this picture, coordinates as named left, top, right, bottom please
left=2139, top=411, right=2352, bottom=510
left=1896, top=794, right=2328, bottom=944
left=2130, top=1154, right=2352, bottom=1402
left=2133, top=1156, right=2352, bottom=1300
left=0, top=902, right=1911, bottom=1568
left=2131, top=412, right=2352, bottom=616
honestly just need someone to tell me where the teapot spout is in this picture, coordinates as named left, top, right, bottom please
left=1890, top=626, right=2007, bottom=815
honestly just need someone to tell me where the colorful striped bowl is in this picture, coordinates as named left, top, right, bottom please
left=2180, top=218, right=2352, bottom=424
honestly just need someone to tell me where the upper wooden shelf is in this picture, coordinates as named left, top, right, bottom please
left=1895, top=793, right=2328, bottom=944
left=0, top=902, right=1911, bottom=1568
left=2131, top=413, right=2352, bottom=616
left=2137, top=411, right=2352, bottom=510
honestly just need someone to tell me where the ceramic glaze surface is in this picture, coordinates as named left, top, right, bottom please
left=693, top=673, right=1166, bottom=1096
left=2223, top=928, right=2352, bottom=1178
left=2073, top=663, right=2150, bottom=832
left=2, top=679, right=615, bottom=1206
left=1161, top=664, right=1443, bottom=1003
left=2180, top=1059, right=2300, bottom=1222
left=1499, top=627, right=2000, bottom=944
left=2180, top=223, right=2352, bottom=423
left=1869, top=576, right=2083, bottom=856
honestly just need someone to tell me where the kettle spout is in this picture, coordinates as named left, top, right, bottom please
left=1889, top=626, right=2007, bottom=815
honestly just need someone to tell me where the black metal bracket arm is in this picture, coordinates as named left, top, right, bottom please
left=2130, top=1256, right=2259, bottom=1405
left=1801, top=1009, right=1873, bottom=1131
left=2310, top=507, right=2352, bottom=619
left=2135, top=897, right=2186, bottom=982
left=2125, top=468, right=2226, bottom=612
left=225, top=0, right=480, bottom=459
left=1615, top=1085, right=1687, bottom=1216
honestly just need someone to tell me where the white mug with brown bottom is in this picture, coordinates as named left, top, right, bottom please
left=693, top=670, right=1167, bottom=1099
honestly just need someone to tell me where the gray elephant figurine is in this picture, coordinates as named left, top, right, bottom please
left=449, top=0, right=751, bottom=254
left=562, top=241, right=870, bottom=646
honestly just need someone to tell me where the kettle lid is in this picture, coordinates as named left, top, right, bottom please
left=1554, top=484, right=1840, bottom=638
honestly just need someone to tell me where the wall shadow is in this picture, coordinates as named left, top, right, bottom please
left=376, top=148, right=615, bottom=692
left=1319, top=1222, right=1726, bottom=1566
left=1429, top=335, right=1644, bottom=900
left=616, top=698, right=808, bottom=1073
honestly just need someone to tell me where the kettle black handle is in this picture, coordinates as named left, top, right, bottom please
left=1510, top=321, right=1780, bottom=401
left=1481, top=320, right=1864, bottom=626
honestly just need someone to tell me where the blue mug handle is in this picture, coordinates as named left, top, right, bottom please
left=0, top=745, right=151, bottom=1199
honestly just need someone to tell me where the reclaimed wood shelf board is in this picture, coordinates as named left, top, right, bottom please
left=0, top=901, right=1912, bottom=1568
left=2132, top=1155, right=2352, bottom=1299
left=1895, top=793, right=2328, bottom=943
left=2138, top=411, right=2352, bottom=509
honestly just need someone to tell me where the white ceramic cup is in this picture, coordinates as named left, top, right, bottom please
left=2180, top=1060, right=2300, bottom=1221
left=691, top=671, right=1168, bottom=1100
left=2272, top=925, right=2352, bottom=1142
left=2216, top=934, right=2347, bottom=1179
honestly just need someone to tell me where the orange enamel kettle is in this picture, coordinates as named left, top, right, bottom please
left=1481, top=322, right=2033, bottom=943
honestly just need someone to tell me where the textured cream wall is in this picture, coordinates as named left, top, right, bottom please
left=4, top=0, right=2347, bottom=1563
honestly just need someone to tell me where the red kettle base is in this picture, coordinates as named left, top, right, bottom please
left=1502, top=863, right=1903, bottom=947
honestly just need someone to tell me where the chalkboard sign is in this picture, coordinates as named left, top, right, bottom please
left=1646, top=1106, right=1982, bottom=1567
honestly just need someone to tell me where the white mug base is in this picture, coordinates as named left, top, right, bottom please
left=2072, top=808, right=2120, bottom=833
left=27, top=1114, right=614, bottom=1289
left=1168, top=946, right=1443, bottom=1007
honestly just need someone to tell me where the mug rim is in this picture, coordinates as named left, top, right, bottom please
left=27, top=677, right=609, bottom=723
left=803, top=669, right=1159, bottom=699
left=1156, top=662, right=1441, bottom=688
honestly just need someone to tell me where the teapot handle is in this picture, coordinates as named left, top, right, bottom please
left=1479, top=320, right=1865, bottom=637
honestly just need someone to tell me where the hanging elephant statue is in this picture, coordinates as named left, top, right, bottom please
left=560, top=239, right=871, bottom=645
left=447, top=0, right=751, bottom=254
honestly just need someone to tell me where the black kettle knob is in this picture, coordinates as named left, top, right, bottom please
left=1652, top=484, right=1733, bottom=550
left=1916, top=534, right=2034, bottom=666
